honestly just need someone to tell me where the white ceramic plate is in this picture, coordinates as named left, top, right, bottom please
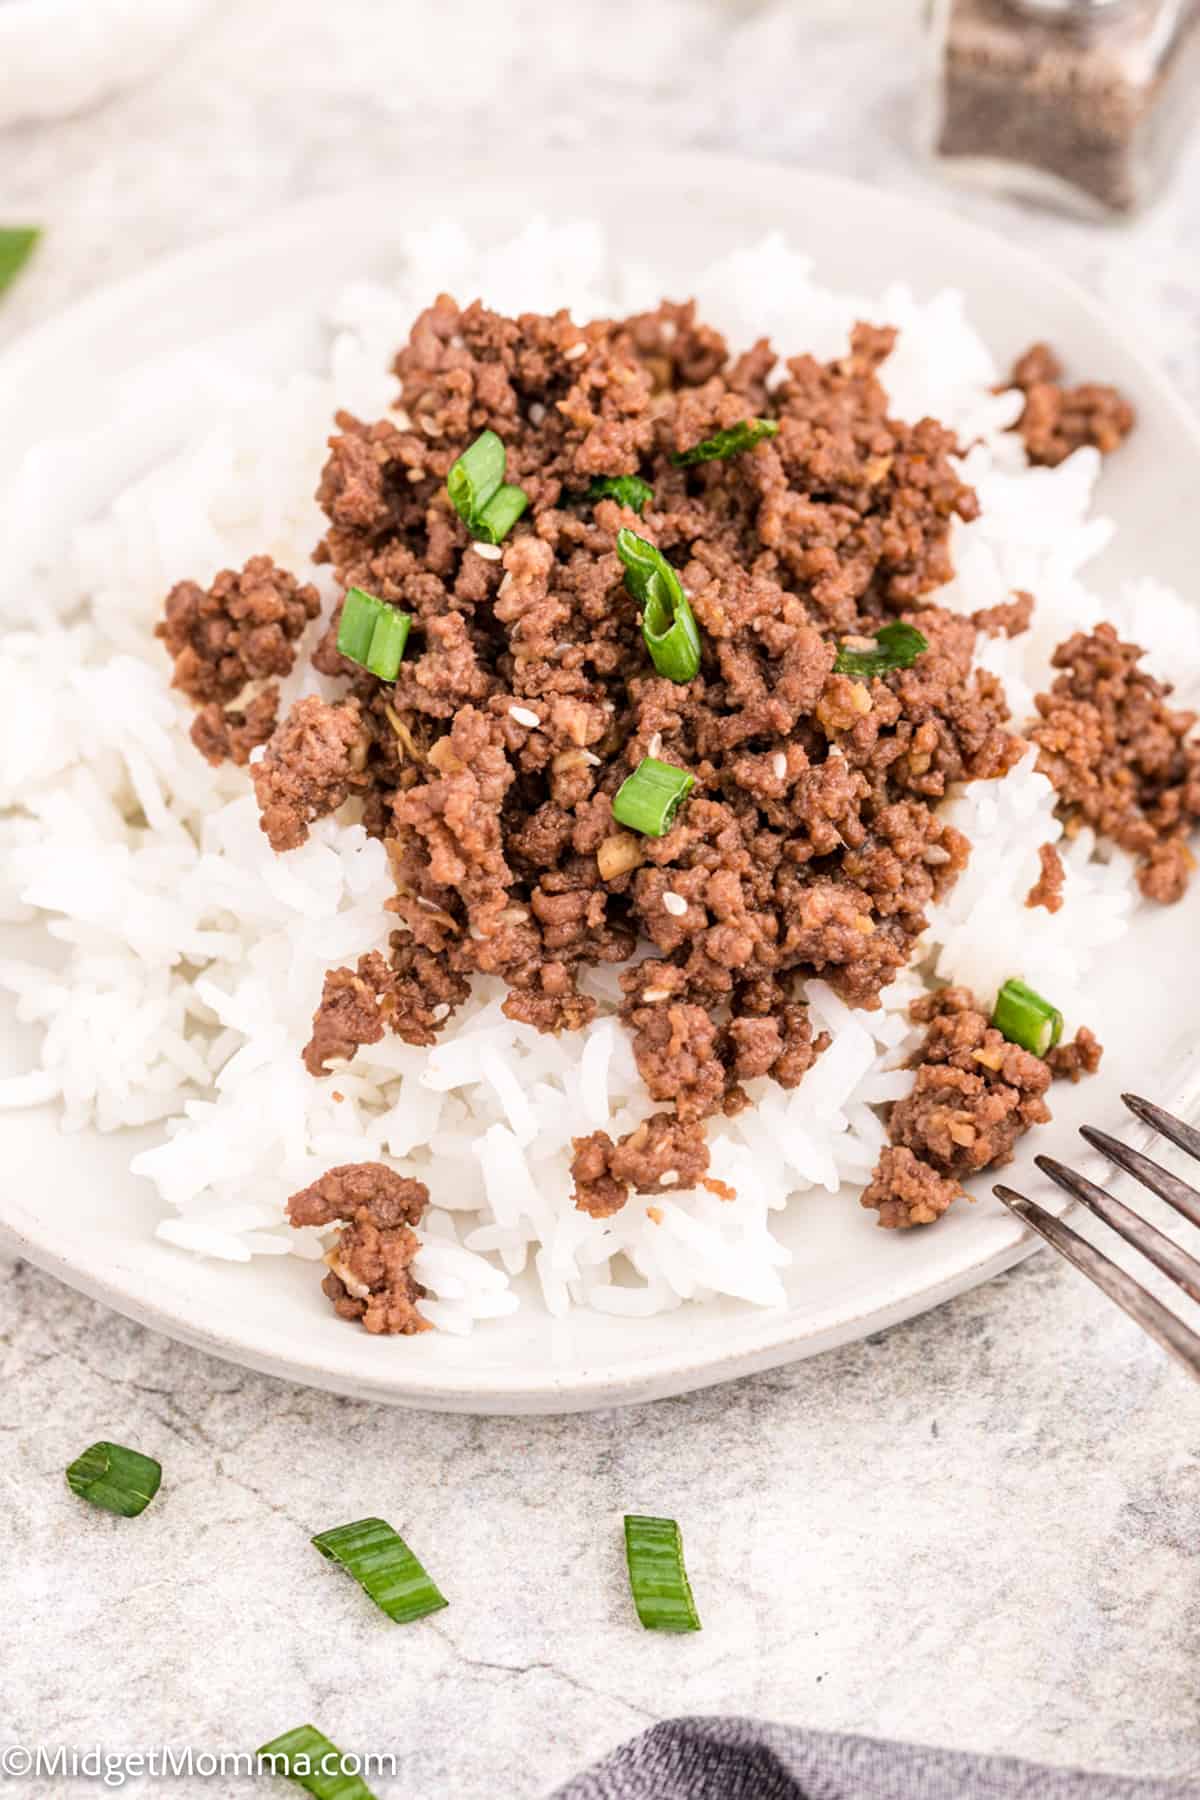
left=3, top=151, right=1200, bottom=1413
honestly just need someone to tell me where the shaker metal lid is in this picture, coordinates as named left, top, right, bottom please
left=1006, top=0, right=1130, bottom=14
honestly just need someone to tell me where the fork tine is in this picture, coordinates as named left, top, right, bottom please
left=1079, top=1125, right=1200, bottom=1231
left=1034, top=1154, right=1200, bottom=1305
left=994, top=1183, right=1200, bottom=1381
left=1122, top=1094, right=1200, bottom=1163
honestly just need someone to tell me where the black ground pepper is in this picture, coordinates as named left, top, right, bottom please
left=929, top=0, right=1200, bottom=218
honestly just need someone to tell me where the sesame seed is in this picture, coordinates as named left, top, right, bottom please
left=432, top=1003, right=451, bottom=1020
left=641, top=988, right=671, bottom=1003
left=659, top=1169, right=680, bottom=1187
left=647, top=732, right=663, bottom=759
left=406, top=467, right=424, bottom=483
left=563, top=341, right=587, bottom=361
left=498, top=572, right=513, bottom=596
left=472, top=541, right=503, bottom=561
left=662, top=892, right=687, bottom=917
left=660, top=320, right=677, bottom=343
left=772, top=752, right=787, bottom=779
left=529, top=402, right=546, bottom=424
left=582, top=750, right=602, bottom=766
left=509, top=705, right=540, bottom=728
left=393, top=408, right=413, bottom=430
left=248, top=745, right=267, bottom=765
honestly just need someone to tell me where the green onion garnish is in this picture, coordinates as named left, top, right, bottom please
left=671, top=417, right=779, bottom=467
left=65, top=1441, right=161, bottom=1518
left=992, top=978, right=1063, bottom=1058
left=257, top=1725, right=378, bottom=1800
left=447, top=429, right=505, bottom=526
left=336, top=586, right=412, bottom=680
left=471, top=482, right=529, bottom=545
left=447, top=431, right=528, bottom=544
left=832, top=621, right=928, bottom=680
left=312, top=1517, right=448, bottom=1624
left=0, top=227, right=40, bottom=296
left=616, top=527, right=702, bottom=683
left=588, top=474, right=654, bottom=516
left=624, top=1514, right=702, bottom=1632
left=611, top=756, right=694, bottom=838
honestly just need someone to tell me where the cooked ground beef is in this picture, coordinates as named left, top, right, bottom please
left=1008, top=343, right=1135, bottom=468
left=286, top=1162, right=430, bottom=1334
left=1026, top=841, right=1065, bottom=913
left=242, top=293, right=1023, bottom=1224
left=1031, top=623, right=1200, bottom=903
left=252, top=693, right=372, bottom=851
left=863, top=986, right=1103, bottom=1229
left=1047, top=1025, right=1103, bottom=1084
left=161, top=294, right=1132, bottom=1320
left=157, top=555, right=321, bottom=768
left=973, top=587, right=1035, bottom=640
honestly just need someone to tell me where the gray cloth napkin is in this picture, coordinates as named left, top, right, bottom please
left=550, top=1718, right=1199, bottom=1799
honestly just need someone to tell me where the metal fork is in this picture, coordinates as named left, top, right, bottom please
left=994, top=1094, right=1200, bottom=1380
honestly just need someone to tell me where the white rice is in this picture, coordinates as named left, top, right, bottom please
left=0, top=219, right=1185, bottom=1330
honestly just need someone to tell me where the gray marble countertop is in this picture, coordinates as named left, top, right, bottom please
left=6, top=3, right=1200, bottom=1796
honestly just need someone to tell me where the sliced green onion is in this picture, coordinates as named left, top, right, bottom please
left=992, top=978, right=1063, bottom=1058
left=65, top=1441, right=161, bottom=1518
left=364, top=608, right=411, bottom=680
left=336, top=586, right=385, bottom=664
left=471, top=482, right=529, bottom=545
left=336, top=587, right=411, bottom=679
left=447, top=429, right=505, bottom=527
left=833, top=620, right=928, bottom=680
left=616, top=527, right=702, bottom=683
left=588, top=474, right=654, bottom=516
left=612, top=756, right=694, bottom=838
left=312, top=1517, right=448, bottom=1624
left=671, top=417, right=779, bottom=467
left=257, top=1725, right=377, bottom=1800
left=0, top=227, right=39, bottom=296
left=624, top=1514, right=701, bottom=1632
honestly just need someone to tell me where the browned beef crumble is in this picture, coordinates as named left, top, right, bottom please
left=1026, top=841, right=1065, bottom=913
left=1007, top=343, right=1135, bottom=468
left=286, top=1163, right=431, bottom=1335
left=863, top=986, right=1103, bottom=1229
left=156, top=555, right=321, bottom=768
left=252, top=693, right=372, bottom=851
left=1031, top=623, right=1200, bottom=903
left=270, top=295, right=1020, bottom=1216
left=161, top=295, right=1128, bottom=1307
left=973, top=588, right=1035, bottom=641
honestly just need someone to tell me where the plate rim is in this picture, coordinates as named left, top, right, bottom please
left=5, top=148, right=1200, bottom=1412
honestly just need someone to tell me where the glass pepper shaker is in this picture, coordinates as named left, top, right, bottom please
left=923, top=0, right=1200, bottom=219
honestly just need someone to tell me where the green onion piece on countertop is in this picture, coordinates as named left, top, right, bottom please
left=0, top=227, right=40, bottom=296
left=671, top=417, right=779, bottom=467
left=312, top=1517, right=448, bottom=1624
left=833, top=621, right=928, bottom=680
left=257, top=1725, right=378, bottom=1800
left=447, top=429, right=506, bottom=528
left=992, top=978, right=1063, bottom=1058
left=587, top=474, right=654, bottom=516
left=336, top=587, right=412, bottom=679
left=65, top=1441, right=161, bottom=1518
left=471, top=482, right=529, bottom=545
left=616, top=527, right=702, bottom=683
left=612, top=757, right=695, bottom=838
left=624, top=1514, right=702, bottom=1632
